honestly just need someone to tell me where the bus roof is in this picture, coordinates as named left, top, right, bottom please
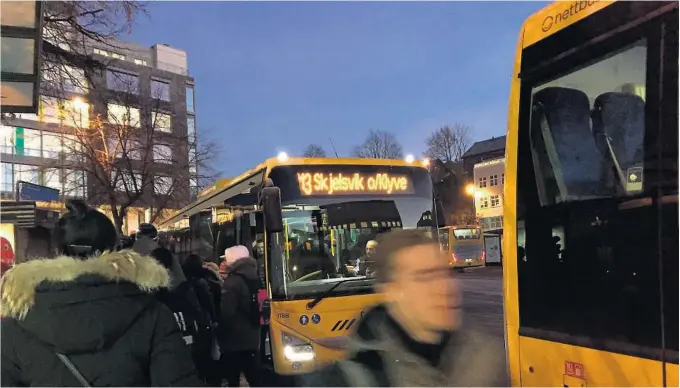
left=521, top=1, right=615, bottom=48
left=161, top=156, right=429, bottom=228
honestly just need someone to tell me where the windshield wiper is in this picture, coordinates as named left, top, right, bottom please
left=306, top=278, right=368, bottom=310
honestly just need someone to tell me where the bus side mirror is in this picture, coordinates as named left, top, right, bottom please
left=261, top=187, right=283, bottom=233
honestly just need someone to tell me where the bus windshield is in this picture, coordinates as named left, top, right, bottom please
left=273, top=197, right=435, bottom=299
left=453, top=228, right=481, bottom=240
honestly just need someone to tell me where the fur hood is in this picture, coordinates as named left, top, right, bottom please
left=1, top=250, right=169, bottom=320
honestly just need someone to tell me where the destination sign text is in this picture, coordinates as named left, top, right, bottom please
left=296, top=172, right=412, bottom=196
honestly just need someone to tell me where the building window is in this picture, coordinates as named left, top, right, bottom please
left=107, top=70, right=139, bottom=94
left=111, top=52, right=126, bottom=60
left=152, top=112, right=172, bottom=132
left=62, top=98, right=89, bottom=128
left=480, top=197, right=489, bottom=209
left=114, top=171, right=143, bottom=193
left=187, top=116, right=195, bottom=138
left=134, top=59, right=148, bottom=66
left=63, top=169, right=86, bottom=198
left=151, top=80, right=171, bottom=101
left=186, top=86, right=195, bottom=113
left=62, top=134, right=82, bottom=161
left=1, top=163, right=13, bottom=192
left=190, top=177, right=199, bottom=201
left=490, top=174, right=498, bottom=186
left=154, top=176, right=173, bottom=195
left=40, top=96, right=62, bottom=124
left=478, top=176, right=487, bottom=188
left=42, top=132, right=61, bottom=159
left=93, top=48, right=108, bottom=56
left=43, top=168, right=62, bottom=192
left=17, top=128, right=42, bottom=158
left=15, top=164, right=40, bottom=185
left=490, top=195, right=501, bottom=207
left=107, top=104, right=141, bottom=128
left=42, top=63, right=87, bottom=94
left=0, top=125, right=14, bottom=154
left=153, top=144, right=173, bottom=164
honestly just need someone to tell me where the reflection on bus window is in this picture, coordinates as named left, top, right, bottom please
left=530, top=40, right=646, bottom=206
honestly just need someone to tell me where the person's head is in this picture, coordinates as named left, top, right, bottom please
left=137, top=223, right=158, bottom=241
left=183, top=253, right=204, bottom=277
left=365, top=240, right=378, bottom=258
left=150, top=247, right=174, bottom=270
left=373, top=229, right=461, bottom=339
left=222, top=245, right=250, bottom=268
left=54, top=200, right=118, bottom=258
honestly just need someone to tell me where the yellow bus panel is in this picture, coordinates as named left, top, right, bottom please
left=522, top=1, right=614, bottom=48
left=268, top=293, right=382, bottom=375
left=518, top=336, right=669, bottom=387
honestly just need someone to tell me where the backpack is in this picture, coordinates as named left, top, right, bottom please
left=158, top=282, right=211, bottom=350
left=232, top=273, right=261, bottom=327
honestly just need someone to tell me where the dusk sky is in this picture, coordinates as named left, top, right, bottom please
left=128, top=1, right=548, bottom=177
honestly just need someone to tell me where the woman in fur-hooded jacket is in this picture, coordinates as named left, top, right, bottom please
left=0, top=200, right=201, bottom=387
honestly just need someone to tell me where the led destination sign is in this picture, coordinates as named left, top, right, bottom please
left=296, top=172, right=414, bottom=196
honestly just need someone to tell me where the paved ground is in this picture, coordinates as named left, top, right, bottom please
left=458, top=266, right=505, bottom=338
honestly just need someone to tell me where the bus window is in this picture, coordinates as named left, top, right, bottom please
left=517, top=36, right=662, bottom=352
left=438, top=228, right=450, bottom=252
left=452, top=228, right=481, bottom=240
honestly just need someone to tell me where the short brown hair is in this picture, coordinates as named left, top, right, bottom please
left=372, top=229, right=437, bottom=283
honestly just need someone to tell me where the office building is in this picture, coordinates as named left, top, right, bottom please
left=0, top=37, right=197, bottom=234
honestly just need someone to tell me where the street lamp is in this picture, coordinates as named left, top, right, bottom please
left=465, top=183, right=475, bottom=196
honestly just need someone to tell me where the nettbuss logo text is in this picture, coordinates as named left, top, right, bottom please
left=542, top=1, right=599, bottom=33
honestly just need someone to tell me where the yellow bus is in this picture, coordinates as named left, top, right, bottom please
left=505, top=1, right=678, bottom=386
left=160, top=156, right=439, bottom=378
left=438, top=225, right=485, bottom=270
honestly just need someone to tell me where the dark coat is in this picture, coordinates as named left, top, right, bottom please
left=0, top=250, right=202, bottom=387
left=217, top=257, right=261, bottom=352
left=299, top=304, right=508, bottom=387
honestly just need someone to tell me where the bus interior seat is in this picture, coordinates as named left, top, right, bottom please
left=592, top=92, right=645, bottom=193
left=531, top=87, right=608, bottom=205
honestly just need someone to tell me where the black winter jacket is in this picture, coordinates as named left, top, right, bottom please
left=0, top=250, right=202, bottom=387
left=217, top=257, right=261, bottom=352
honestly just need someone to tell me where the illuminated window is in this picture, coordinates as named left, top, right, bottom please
left=134, top=59, right=148, bottom=66
left=43, top=168, right=62, bottom=192
left=111, top=52, right=126, bottom=60
left=478, top=176, right=487, bottom=188
left=107, top=70, right=139, bottom=94
left=1, top=163, right=13, bottom=192
left=490, top=195, right=501, bottom=207
left=19, top=129, right=42, bottom=158
left=0, top=125, right=14, bottom=154
left=490, top=174, right=498, bottom=186
left=480, top=197, right=489, bottom=209
left=152, top=112, right=172, bottom=132
left=42, top=132, right=61, bottom=159
left=40, top=96, right=62, bottom=124
left=107, top=103, right=140, bottom=128
left=15, top=164, right=40, bottom=185
left=93, top=48, right=108, bottom=56
left=62, top=99, right=89, bottom=128
left=154, top=176, right=173, bottom=195
left=151, top=80, right=171, bottom=101
left=153, top=144, right=172, bottom=164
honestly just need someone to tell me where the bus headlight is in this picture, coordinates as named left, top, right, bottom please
left=282, top=332, right=315, bottom=362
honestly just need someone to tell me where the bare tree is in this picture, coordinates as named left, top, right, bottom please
left=352, top=129, right=403, bottom=159
left=303, top=144, right=327, bottom=157
left=44, top=73, right=220, bottom=233
left=424, top=123, right=472, bottom=163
